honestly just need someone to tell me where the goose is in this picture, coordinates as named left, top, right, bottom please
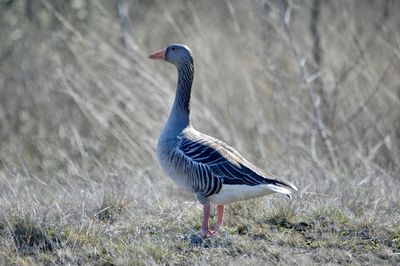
left=149, top=44, right=297, bottom=237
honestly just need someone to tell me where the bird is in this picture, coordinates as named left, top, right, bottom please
left=149, top=44, right=298, bottom=237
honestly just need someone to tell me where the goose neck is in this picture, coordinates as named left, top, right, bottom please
left=170, top=62, right=194, bottom=124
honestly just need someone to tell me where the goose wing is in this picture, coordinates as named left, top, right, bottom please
left=177, top=128, right=297, bottom=194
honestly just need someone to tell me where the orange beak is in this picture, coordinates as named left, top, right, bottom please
left=149, top=48, right=166, bottom=60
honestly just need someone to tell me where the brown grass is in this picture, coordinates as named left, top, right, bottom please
left=0, top=0, right=400, bottom=264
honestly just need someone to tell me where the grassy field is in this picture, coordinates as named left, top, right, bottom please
left=1, top=0, right=400, bottom=264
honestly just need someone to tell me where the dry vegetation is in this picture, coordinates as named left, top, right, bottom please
left=0, top=0, right=400, bottom=265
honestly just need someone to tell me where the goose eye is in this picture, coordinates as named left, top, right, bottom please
left=171, top=47, right=175, bottom=51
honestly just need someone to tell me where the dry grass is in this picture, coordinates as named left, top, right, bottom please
left=1, top=0, right=400, bottom=265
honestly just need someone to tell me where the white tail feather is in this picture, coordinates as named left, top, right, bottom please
left=208, top=184, right=293, bottom=205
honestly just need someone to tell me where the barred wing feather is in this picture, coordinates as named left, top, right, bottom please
left=178, top=128, right=297, bottom=196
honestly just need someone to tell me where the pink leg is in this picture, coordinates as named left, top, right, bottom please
left=201, top=203, right=213, bottom=237
left=216, top=205, right=224, bottom=230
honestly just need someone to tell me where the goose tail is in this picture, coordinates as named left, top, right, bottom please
left=266, top=178, right=298, bottom=198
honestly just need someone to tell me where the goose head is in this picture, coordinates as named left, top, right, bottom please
left=149, top=44, right=193, bottom=67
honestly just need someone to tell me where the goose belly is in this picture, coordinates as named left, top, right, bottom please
left=208, top=184, right=275, bottom=205
left=157, top=149, right=193, bottom=191
left=159, top=157, right=185, bottom=186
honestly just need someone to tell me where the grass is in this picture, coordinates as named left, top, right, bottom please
left=1, top=198, right=399, bottom=265
left=1, top=0, right=400, bottom=265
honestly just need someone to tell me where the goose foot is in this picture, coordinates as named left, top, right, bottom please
left=216, top=205, right=224, bottom=229
left=201, top=229, right=214, bottom=238
left=201, top=203, right=212, bottom=237
left=201, top=203, right=226, bottom=237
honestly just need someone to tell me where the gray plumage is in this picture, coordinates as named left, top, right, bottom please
left=154, top=44, right=297, bottom=206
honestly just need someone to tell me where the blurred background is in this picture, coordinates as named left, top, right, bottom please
left=1, top=0, right=399, bottom=210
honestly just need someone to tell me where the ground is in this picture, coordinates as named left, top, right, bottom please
left=1, top=0, right=400, bottom=265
